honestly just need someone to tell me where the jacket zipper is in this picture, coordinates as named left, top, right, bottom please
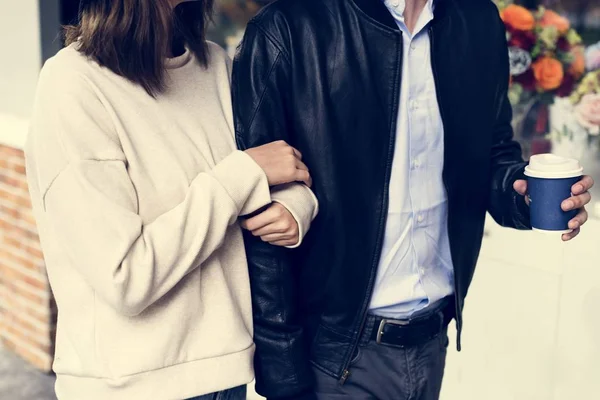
left=429, top=25, right=462, bottom=348
left=339, top=32, right=404, bottom=385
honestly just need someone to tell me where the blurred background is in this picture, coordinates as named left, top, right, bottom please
left=0, top=0, right=599, bottom=399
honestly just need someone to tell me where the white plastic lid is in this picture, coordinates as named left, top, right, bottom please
left=524, top=153, right=583, bottom=179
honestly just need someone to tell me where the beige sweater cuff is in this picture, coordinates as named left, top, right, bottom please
left=270, top=183, right=319, bottom=249
left=210, top=150, right=271, bottom=216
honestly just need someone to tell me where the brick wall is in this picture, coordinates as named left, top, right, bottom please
left=0, top=143, right=56, bottom=371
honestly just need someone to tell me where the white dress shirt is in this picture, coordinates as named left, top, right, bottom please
left=369, top=0, right=455, bottom=319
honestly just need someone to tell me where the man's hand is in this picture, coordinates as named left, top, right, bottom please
left=241, top=203, right=299, bottom=247
left=514, top=175, right=595, bottom=241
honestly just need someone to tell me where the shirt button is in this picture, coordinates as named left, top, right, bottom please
left=417, top=214, right=424, bottom=223
left=412, top=159, right=421, bottom=168
left=410, top=100, right=418, bottom=110
left=410, top=44, right=416, bottom=50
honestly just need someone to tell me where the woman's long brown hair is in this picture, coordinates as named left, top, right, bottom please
left=65, top=0, right=214, bottom=96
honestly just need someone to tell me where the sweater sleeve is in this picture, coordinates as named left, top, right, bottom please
left=43, top=152, right=269, bottom=317
left=270, top=183, right=319, bottom=248
left=28, top=61, right=271, bottom=317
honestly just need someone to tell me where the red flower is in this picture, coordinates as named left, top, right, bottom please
left=557, top=37, right=570, bottom=52
left=513, top=69, right=536, bottom=91
left=556, top=73, right=576, bottom=97
left=509, top=30, right=536, bottom=51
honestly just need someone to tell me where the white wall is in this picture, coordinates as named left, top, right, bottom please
left=0, top=1, right=42, bottom=119
left=441, top=218, right=600, bottom=400
left=0, top=0, right=60, bottom=149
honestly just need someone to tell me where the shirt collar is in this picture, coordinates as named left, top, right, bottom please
left=382, top=0, right=435, bottom=21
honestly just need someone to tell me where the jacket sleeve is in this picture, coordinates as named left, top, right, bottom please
left=487, top=11, right=532, bottom=230
left=233, top=22, right=317, bottom=399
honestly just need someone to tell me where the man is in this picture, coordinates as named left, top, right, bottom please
left=233, top=0, right=595, bottom=399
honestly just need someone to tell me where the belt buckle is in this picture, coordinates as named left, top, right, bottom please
left=376, top=318, right=409, bottom=345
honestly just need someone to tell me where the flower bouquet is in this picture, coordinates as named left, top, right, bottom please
left=546, top=69, right=599, bottom=163
left=571, top=70, right=600, bottom=137
left=494, top=1, right=585, bottom=157
left=563, top=70, right=600, bottom=218
left=496, top=1, right=585, bottom=105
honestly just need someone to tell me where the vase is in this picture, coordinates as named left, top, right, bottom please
left=512, top=99, right=551, bottom=159
left=549, top=97, right=600, bottom=219
left=511, top=100, right=534, bottom=158
left=549, top=97, right=589, bottom=160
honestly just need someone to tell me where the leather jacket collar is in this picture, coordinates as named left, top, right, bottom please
left=350, top=0, right=398, bottom=30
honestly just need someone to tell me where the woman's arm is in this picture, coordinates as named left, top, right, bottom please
left=40, top=153, right=269, bottom=317
left=26, top=61, right=282, bottom=317
left=243, top=183, right=319, bottom=248
left=271, top=183, right=318, bottom=248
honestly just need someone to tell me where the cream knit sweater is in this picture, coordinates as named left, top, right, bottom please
left=25, top=42, right=317, bottom=400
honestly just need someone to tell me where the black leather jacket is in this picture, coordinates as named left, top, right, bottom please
left=232, top=0, right=531, bottom=398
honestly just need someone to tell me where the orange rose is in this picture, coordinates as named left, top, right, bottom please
left=569, top=46, right=585, bottom=79
left=540, top=10, right=570, bottom=34
left=500, top=5, right=535, bottom=31
left=532, top=57, right=564, bottom=90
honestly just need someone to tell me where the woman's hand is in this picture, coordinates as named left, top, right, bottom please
left=245, top=140, right=312, bottom=187
left=241, top=203, right=300, bottom=247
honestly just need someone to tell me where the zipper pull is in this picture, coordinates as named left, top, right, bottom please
left=339, top=369, right=351, bottom=385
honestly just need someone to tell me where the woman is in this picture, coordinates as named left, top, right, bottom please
left=24, top=0, right=318, bottom=399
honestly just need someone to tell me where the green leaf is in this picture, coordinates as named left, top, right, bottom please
left=566, top=30, right=582, bottom=46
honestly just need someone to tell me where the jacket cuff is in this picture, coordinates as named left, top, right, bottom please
left=209, top=150, right=271, bottom=216
left=270, top=183, right=319, bottom=248
left=510, top=164, right=532, bottom=229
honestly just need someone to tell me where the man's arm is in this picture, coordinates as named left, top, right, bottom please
left=233, top=22, right=317, bottom=400
left=487, top=11, right=531, bottom=230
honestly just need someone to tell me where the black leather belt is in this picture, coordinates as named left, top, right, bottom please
left=369, top=300, right=454, bottom=348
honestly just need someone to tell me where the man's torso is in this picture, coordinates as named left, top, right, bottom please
left=244, top=0, right=506, bottom=378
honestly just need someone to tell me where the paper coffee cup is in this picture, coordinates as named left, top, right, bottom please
left=524, top=154, right=583, bottom=233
